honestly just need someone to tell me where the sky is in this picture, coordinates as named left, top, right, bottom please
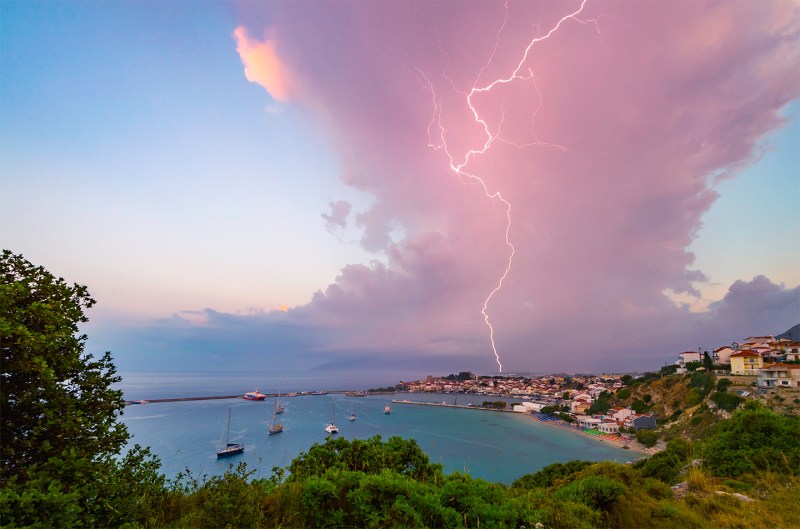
left=2, top=0, right=799, bottom=377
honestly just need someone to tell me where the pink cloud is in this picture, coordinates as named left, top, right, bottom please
left=232, top=26, right=293, bottom=102
left=230, top=1, right=800, bottom=372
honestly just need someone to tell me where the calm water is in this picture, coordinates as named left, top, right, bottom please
left=119, top=375, right=637, bottom=484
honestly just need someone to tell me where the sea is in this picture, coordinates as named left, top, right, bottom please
left=116, top=372, right=638, bottom=485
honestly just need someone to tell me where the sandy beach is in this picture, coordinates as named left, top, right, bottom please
left=526, top=413, right=660, bottom=456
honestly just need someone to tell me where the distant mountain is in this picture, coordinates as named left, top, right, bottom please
left=776, top=324, right=800, bottom=342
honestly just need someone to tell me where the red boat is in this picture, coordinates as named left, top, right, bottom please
left=243, top=389, right=266, bottom=401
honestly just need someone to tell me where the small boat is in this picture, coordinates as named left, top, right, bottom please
left=274, top=389, right=284, bottom=414
left=268, top=407, right=283, bottom=435
left=349, top=402, right=356, bottom=422
left=217, top=408, right=244, bottom=458
left=324, top=398, right=339, bottom=434
left=384, top=404, right=391, bottom=414
left=244, top=389, right=266, bottom=401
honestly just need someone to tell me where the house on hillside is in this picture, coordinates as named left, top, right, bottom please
left=784, top=342, right=800, bottom=362
left=677, top=351, right=702, bottom=365
left=624, top=414, right=657, bottom=430
left=758, top=363, right=800, bottom=388
left=712, top=346, right=736, bottom=365
left=730, top=350, right=763, bottom=375
left=608, top=407, right=634, bottom=422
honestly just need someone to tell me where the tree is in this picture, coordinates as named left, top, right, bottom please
left=703, top=351, right=714, bottom=370
left=0, top=250, right=164, bottom=526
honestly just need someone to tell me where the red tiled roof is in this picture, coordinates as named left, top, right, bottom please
left=730, top=350, right=760, bottom=357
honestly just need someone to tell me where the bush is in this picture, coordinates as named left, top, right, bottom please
left=716, top=378, right=733, bottom=392
left=710, top=391, right=744, bottom=412
left=703, top=401, right=800, bottom=477
left=552, top=475, right=626, bottom=509
left=634, top=438, right=692, bottom=484
left=512, top=461, right=595, bottom=489
left=635, top=429, right=660, bottom=448
left=615, top=388, right=631, bottom=400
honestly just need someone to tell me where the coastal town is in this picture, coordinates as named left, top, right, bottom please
left=391, top=328, right=800, bottom=448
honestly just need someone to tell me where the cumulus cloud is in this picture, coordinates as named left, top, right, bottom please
left=232, top=26, right=293, bottom=103
left=321, top=200, right=352, bottom=232
left=114, top=1, right=798, bottom=375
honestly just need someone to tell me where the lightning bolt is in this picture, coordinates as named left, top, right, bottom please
left=410, top=0, right=592, bottom=373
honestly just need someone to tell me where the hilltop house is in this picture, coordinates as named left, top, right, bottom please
left=730, top=349, right=763, bottom=375
left=712, top=346, right=736, bottom=366
left=785, top=342, right=800, bottom=362
left=677, top=351, right=702, bottom=365
left=758, top=363, right=800, bottom=388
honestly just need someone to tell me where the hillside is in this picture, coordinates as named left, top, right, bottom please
left=608, top=369, right=798, bottom=442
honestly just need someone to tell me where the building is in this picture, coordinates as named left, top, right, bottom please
left=758, top=363, right=800, bottom=388
left=598, top=422, right=620, bottom=435
left=625, top=414, right=657, bottom=430
left=730, top=349, right=763, bottom=375
left=784, top=342, right=800, bottom=362
left=677, top=351, right=702, bottom=365
left=712, top=346, right=736, bottom=366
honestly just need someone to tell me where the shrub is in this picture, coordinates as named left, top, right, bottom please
left=512, top=461, right=595, bottom=489
left=710, top=391, right=744, bottom=412
left=634, top=438, right=692, bottom=484
left=716, top=378, right=733, bottom=392
left=703, top=401, right=800, bottom=477
left=552, top=475, right=625, bottom=509
left=615, top=388, right=631, bottom=400
left=635, top=429, right=660, bottom=448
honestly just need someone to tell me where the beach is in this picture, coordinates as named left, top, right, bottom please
left=526, top=413, right=657, bottom=455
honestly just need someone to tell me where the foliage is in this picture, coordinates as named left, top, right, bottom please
left=716, top=378, right=733, bottom=392
left=684, top=361, right=703, bottom=372
left=0, top=251, right=165, bottom=528
left=631, top=399, right=651, bottom=413
left=660, top=364, right=678, bottom=376
left=1, top=251, right=128, bottom=480
left=710, top=391, right=744, bottom=412
left=288, top=435, right=443, bottom=483
left=481, top=400, right=507, bottom=409
left=588, top=391, right=612, bottom=414
left=703, top=401, right=800, bottom=477
left=636, top=429, right=660, bottom=448
left=615, top=388, right=631, bottom=400
left=553, top=475, right=625, bottom=509
left=635, top=438, right=693, bottom=484
left=444, top=371, right=475, bottom=381
left=688, top=371, right=715, bottom=396
left=512, top=460, right=595, bottom=489
left=703, top=351, right=714, bottom=371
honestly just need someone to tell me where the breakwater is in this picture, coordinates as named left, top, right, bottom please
left=125, top=390, right=384, bottom=405
left=391, top=398, right=515, bottom=413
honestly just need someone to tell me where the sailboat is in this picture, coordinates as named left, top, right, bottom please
left=268, top=405, right=283, bottom=435
left=349, top=402, right=356, bottom=422
left=274, top=388, right=284, bottom=414
left=324, top=398, right=339, bottom=434
left=216, top=408, right=244, bottom=458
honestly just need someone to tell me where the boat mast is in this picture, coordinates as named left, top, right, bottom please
left=225, top=408, right=232, bottom=445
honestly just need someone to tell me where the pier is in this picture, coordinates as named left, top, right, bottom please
left=391, top=398, right=515, bottom=413
left=125, top=389, right=384, bottom=405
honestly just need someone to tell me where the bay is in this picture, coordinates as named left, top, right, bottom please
left=119, top=374, right=638, bottom=484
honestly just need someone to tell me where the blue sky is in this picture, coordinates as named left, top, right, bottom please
left=2, top=1, right=798, bottom=375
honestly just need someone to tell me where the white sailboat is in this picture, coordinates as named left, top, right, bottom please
left=324, top=398, right=339, bottom=434
left=349, top=402, right=356, bottom=422
left=268, top=405, right=283, bottom=435
left=216, top=408, right=244, bottom=458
